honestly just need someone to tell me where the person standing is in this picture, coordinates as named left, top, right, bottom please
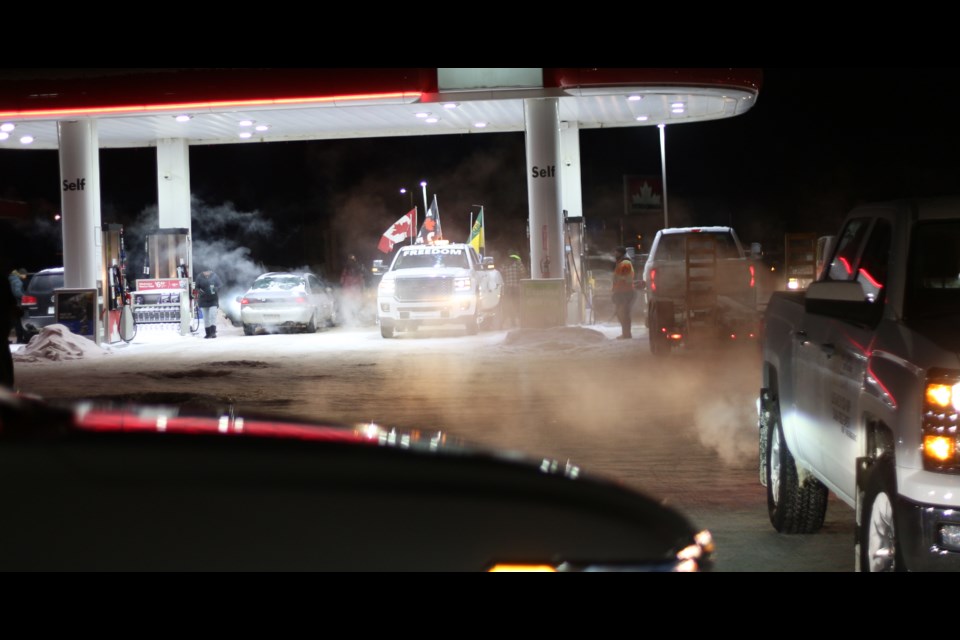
left=612, top=247, right=635, bottom=339
left=7, top=268, right=27, bottom=344
left=195, top=268, right=223, bottom=339
left=501, top=249, right=527, bottom=329
left=339, top=254, right=367, bottom=326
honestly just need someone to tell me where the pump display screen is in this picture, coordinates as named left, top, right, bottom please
left=134, top=292, right=180, bottom=306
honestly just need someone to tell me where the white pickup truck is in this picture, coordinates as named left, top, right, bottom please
left=759, top=198, right=960, bottom=571
left=376, top=243, right=503, bottom=338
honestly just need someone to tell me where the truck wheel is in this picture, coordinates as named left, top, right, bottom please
left=243, top=323, right=254, bottom=336
left=858, top=457, right=905, bottom=572
left=306, top=312, right=317, bottom=333
left=767, top=413, right=828, bottom=533
left=464, top=313, right=479, bottom=336
left=648, top=305, right=670, bottom=357
left=380, top=320, right=395, bottom=339
left=484, top=302, right=504, bottom=332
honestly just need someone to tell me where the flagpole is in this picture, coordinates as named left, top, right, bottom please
left=420, top=181, right=428, bottom=216
left=470, top=204, right=484, bottom=256
left=412, top=205, right=417, bottom=245
left=480, top=206, right=485, bottom=256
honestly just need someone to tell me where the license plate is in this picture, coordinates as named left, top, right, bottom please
left=47, top=307, right=55, bottom=314
left=264, top=314, right=281, bottom=321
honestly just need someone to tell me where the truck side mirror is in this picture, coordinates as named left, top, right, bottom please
left=750, top=242, right=762, bottom=259
left=805, top=281, right=883, bottom=327
left=482, top=257, right=496, bottom=270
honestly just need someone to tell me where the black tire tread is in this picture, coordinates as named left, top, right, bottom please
left=767, top=401, right=828, bottom=534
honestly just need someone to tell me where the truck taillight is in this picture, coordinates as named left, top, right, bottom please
left=650, top=269, right=656, bottom=292
left=295, top=296, right=307, bottom=303
left=240, top=298, right=250, bottom=305
left=749, top=264, right=755, bottom=288
left=21, top=295, right=37, bottom=305
left=922, top=377, right=960, bottom=472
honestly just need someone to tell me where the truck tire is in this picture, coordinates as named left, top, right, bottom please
left=243, top=323, right=255, bottom=336
left=767, top=409, right=828, bottom=534
left=380, top=320, right=395, bottom=339
left=648, top=304, right=670, bottom=357
left=464, top=312, right=479, bottom=336
left=858, top=457, right=906, bottom=572
left=306, top=312, right=317, bottom=333
left=484, top=302, right=503, bottom=331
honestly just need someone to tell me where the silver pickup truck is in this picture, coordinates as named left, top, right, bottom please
left=759, top=198, right=960, bottom=571
left=643, top=226, right=759, bottom=356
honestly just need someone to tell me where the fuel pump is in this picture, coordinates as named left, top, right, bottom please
left=133, top=228, right=193, bottom=336
left=564, top=213, right=586, bottom=324
left=99, top=224, right=136, bottom=344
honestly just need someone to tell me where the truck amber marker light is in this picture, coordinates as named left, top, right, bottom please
left=924, top=435, right=955, bottom=462
left=488, top=564, right=558, bottom=572
left=926, top=383, right=953, bottom=408
left=0, top=92, right=422, bottom=119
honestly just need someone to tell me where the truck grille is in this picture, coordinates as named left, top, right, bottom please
left=396, top=277, right=453, bottom=302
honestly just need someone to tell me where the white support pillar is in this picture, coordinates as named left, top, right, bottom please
left=559, top=121, right=583, bottom=221
left=560, top=121, right=585, bottom=324
left=157, top=138, right=193, bottom=278
left=58, top=120, right=102, bottom=290
left=523, top=98, right=564, bottom=280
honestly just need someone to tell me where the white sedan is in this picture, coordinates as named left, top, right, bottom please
left=238, top=272, right=336, bottom=335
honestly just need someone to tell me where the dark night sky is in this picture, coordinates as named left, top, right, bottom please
left=4, top=68, right=960, bottom=277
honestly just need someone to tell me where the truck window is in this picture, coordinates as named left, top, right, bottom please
left=855, top=219, right=891, bottom=303
left=393, top=248, right=470, bottom=270
left=826, top=218, right=871, bottom=282
left=905, top=220, right=960, bottom=319
left=656, top=232, right=740, bottom=261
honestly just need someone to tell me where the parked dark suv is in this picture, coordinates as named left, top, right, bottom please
left=21, top=267, right=64, bottom=330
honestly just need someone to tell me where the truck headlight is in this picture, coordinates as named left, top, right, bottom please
left=453, top=277, right=472, bottom=292
left=378, top=279, right=395, bottom=296
left=923, top=376, right=960, bottom=472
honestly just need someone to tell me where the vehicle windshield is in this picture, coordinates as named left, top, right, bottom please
left=392, top=247, right=470, bottom=270
left=905, top=220, right=960, bottom=319
left=655, top=232, right=741, bottom=261
left=251, top=276, right=304, bottom=291
left=27, top=273, right=64, bottom=294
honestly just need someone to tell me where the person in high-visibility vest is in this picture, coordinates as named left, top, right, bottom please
left=612, top=247, right=635, bottom=339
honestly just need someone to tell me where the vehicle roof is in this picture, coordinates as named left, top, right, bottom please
left=32, top=267, right=64, bottom=274
left=655, top=226, right=735, bottom=235
left=851, top=197, right=960, bottom=222
left=399, top=243, right=471, bottom=250
left=256, top=272, right=310, bottom=278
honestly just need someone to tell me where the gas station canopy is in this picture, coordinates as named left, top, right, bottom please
left=0, top=68, right=762, bottom=150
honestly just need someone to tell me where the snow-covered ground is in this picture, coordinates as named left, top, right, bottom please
left=9, top=315, right=757, bottom=470
left=6, top=317, right=854, bottom=571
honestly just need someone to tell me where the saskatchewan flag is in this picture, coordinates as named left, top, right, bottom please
left=468, top=207, right=484, bottom=253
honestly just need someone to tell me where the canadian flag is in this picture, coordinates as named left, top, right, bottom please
left=378, top=209, right=417, bottom=253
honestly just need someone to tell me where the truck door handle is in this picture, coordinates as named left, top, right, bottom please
left=821, top=343, right=836, bottom=357
left=794, top=330, right=808, bottom=344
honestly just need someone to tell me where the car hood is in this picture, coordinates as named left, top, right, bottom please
left=0, top=389, right=712, bottom=571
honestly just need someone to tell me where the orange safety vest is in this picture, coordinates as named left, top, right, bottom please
left=613, top=257, right=634, bottom=293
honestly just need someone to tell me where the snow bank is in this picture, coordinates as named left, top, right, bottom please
left=12, top=324, right=112, bottom=363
